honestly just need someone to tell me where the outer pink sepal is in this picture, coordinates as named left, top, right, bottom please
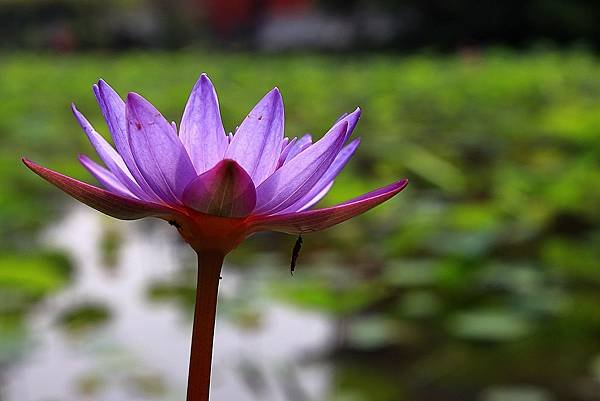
left=182, top=159, right=256, bottom=218
left=248, top=179, right=408, bottom=234
left=22, top=158, right=173, bottom=220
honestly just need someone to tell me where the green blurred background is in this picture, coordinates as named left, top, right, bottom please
left=1, top=1, right=600, bottom=401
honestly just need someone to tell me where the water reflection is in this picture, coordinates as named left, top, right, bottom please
left=3, top=205, right=333, bottom=401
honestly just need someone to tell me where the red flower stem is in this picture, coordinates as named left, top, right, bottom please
left=186, top=251, right=224, bottom=401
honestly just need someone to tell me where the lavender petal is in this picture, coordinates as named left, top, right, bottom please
left=254, top=121, right=348, bottom=214
left=225, top=88, right=284, bottom=185
left=126, top=93, right=197, bottom=204
left=72, top=104, right=149, bottom=200
left=280, top=138, right=360, bottom=213
left=79, top=154, right=136, bottom=198
left=180, top=74, right=228, bottom=173
left=94, top=80, right=161, bottom=201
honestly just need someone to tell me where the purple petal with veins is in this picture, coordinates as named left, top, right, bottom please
left=94, top=80, right=160, bottom=201
left=297, top=181, right=333, bottom=211
left=72, top=104, right=149, bottom=200
left=338, top=107, right=361, bottom=141
left=280, top=137, right=360, bottom=213
left=278, top=137, right=297, bottom=167
left=225, top=88, right=284, bottom=185
left=254, top=121, right=348, bottom=214
left=284, top=134, right=312, bottom=163
left=180, top=74, right=228, bottom=174
left=126, top=93, right=197, bottom=203
left=79, top=154, right=135, bottom=198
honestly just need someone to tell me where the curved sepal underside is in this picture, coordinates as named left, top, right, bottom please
left=23, top=158, right=173, bottom=220
left=248, top=179, right=408, bottom=234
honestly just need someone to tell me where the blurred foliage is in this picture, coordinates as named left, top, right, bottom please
left=1, top=49, right=600, bottom=400
left=56, top=302, right=111, bottom=333
left=0, top=251, right=72, bottom=363
left=99, top=222, right=122, bottom=268
left=0, top=252, right=71, bottom=309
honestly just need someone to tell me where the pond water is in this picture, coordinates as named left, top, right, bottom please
left=2, top=206, right=333, bottom=401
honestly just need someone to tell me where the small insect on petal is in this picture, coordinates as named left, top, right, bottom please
left=290, top=235, right=303, bottom=276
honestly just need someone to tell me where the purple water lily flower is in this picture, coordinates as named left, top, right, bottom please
left=23, top=73, right=408, bottom=401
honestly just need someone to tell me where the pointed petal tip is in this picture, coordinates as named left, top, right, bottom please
left=269, top=87, right=282, bottom=98
left=336, top=107, right=361, bottom=140
left=21, top=157, right=47, bottom=174
left=22, top=157, right=43, bottom=174
left=256, top=87, right=281, bottom=103
left=77, top=153, right=94, bottom=164
left=180, top=72, right=227, bottom=173
left=384, top=178, right=409, bottom=194
left=379, top=177, right=409, bottom=190
left=220, top=158, right=247, bottom=171
left=197, top=73, right=218, bottom=93
left=338, top=107, right=360, bottom=121
left=215, top=159, right=256, bottom=186
left=215, top=158, right=255, bottom=182
left=71, top=104, right=89, bottom=124
left=95, top=79, right=109, bottom=93
left=70, top=104, right=91, bottom=130
left=97, top=78, right=115, bottom=89
left=126, top=92, right=139, bottom=103
left=125, top=92, right=151, bottom=112
left=126, top=92, right=151, bottom=107
left=21, top=156, right=43, bottom=175
left=347, top=107, right=361, bottom=120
